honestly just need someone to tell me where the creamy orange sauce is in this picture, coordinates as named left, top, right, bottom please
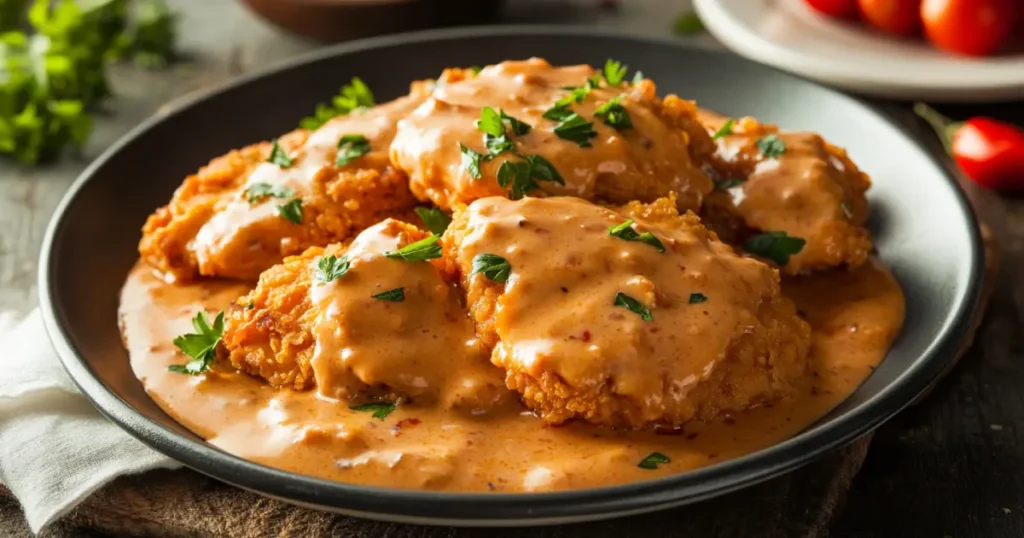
left=191, top=92, right=425, bottom=278
left=307, top=220, right=508, bottom=412
left=391, top=58, right=712, bottom=212
left=449, top=197, right=809, bottom=428
left=119, top=256, right=903, bottom=492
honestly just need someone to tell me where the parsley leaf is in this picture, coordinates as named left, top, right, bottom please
left=608, top=220, right=666, bottom=252
left=316, top=254, right=351, bottom=283
left=460, top=143, right=484, bottom=179
left=689, top=292, right=708, bottom=304
left=485, top=133, right=515, bottom=155
left=743, top=231, right=806, bottom=266
left=267, top=139, right=294, bottom=168
left=168, top=311, right=224, bottom=375
left=372, top=287, right=405, bottom=302
left=638, top=452, right=670, bottom=470
left=497, top=155, right=564, bottom=199
left=414, top=206, right=451, bottom=235
left=335, top=134, right=370, bottom=166
left=350, top=402, right=396, bottom=420
left=555, top=86, right=591, bottom=107
left=276, top=199, right=303, bottom=224
left=476, top=106, right=505, bottom=138
left=632, top=71, right=645, bottom=84
left=501, top=110, right=531, bottom=136
left=715, top=178, right=746, bottom=191
left=471, top=253, right=511, bottom=283
left=594, top=97, right=632, bottom=130
left=300, top=77, right=374, bottom=130
left=673, top=10, right=705, bottom=35
left=543, top=103, right=576, bottom=122
left=603, top=59, right=628, bottom=86
left=756, top=134, right=786, bottom=158
left=711, top=118, right=735, bottom=140
left=244, top=182, right=295, bottom=203
left=553, top=113, right=597, bottom=147
left=385, top=235, right=442, bottom=262
left=614, top=292, right=654, bottom=321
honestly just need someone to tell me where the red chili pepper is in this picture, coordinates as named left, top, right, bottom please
left=914, top=103, right=1024, bottom=193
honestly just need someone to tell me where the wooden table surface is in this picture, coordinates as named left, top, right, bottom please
left=1, top=1, right=1022, bottom=536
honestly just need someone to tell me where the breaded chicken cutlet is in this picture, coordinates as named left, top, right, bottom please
left=697, top=111, right=873, bottom=274
left=139, top=83, right=431, bottom=282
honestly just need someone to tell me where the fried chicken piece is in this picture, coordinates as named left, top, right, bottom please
left=220, top=219, right=509, bottom=414
left=139, top=85, right=433, bottom=282
left=391, top=58, right=716, bottom=213
left=443, top=195, right=811, bottom=429
left=697, top=111, right=872, bottom=274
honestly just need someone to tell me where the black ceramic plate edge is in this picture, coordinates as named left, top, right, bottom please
left=38, top=25, right=985, bottom=526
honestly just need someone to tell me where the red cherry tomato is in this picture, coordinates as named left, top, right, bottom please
left=857, top=0, right=922, bottom=35
left=921, top=0, right=1016, bottom=56
left=915, top=104, right=1024, bottom=193
left=805, top=0, right=857, bottom=18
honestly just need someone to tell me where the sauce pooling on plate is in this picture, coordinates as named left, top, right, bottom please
left=120, top=255, right=903, bottom=491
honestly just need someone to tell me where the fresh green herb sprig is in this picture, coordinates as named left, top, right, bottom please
left=300, top=77, right=374, bottom=130
left=350, top=401, right=396, bottom=420
left=0, top=0, right=179, bottom=165
left=614, top=292, right=654, bottom=322
left=471, top=253, right=511, bottom=283
left=461, top=106, right=564, bottom=199
left=372, top=287, right=405, bottom=302
left=168, top=311, right=223, bottom=375
left=608, top=220, right=665, bottom=252
left=743, top=231, right=806, bottom=266
left=385, top=235, right=442, bottom=262
left=638, top=452, right=670, bottom=469
left=414, top=206, right=451, bottom=235
left=316, top=254, right=351, bottom=283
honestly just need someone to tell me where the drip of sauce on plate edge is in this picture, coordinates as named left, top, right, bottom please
left=118, top=256, right=904, bottom=492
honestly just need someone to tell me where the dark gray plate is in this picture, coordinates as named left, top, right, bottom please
left=39, top=26, right=983, bottom=526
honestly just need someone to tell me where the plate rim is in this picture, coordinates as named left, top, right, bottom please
left=693, top=0, right=1024, bottom=102
left=37, top=24, right=985, bottom=525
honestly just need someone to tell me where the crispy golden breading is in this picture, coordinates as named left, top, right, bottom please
left=443, top=196, right=811, bottom=429
left=140, top=86, right=431, bottom=282
left=392, top=59, right=716, bottom=213
left=697, top=111, right=872, bottom=274
left=220, top=219, right=510, bottom=412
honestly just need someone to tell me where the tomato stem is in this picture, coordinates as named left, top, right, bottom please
left=913, top=103, right=962, bottom=156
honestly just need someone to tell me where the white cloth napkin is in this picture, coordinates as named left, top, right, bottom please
left=0, top=309, right=180, bottom=533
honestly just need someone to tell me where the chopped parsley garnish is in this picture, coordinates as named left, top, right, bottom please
left=711, top=118, right=735, bottom=140
left=244, top=182, right=295, bottom=203
left=245, top=301, right=255, bottom=310
left=632, top=71, right=645, bottom=84
left=673, top=10, right=705, bottom=35
left=477, top=106, right=505, bottom=138
left=267, top=140, right=293, bottom=168
left=638, top=452, right=670, bottom=470
left=543, top=103, right=576, bottom=122
left=385, top=235, right=442, bottom=262
left=603, top=59, right=628, bottom=86
left=460, top=143, right=485, bottom=179
left=467, top=65, right=483, bottom=75
left=743, top=231, right=806, bottom=266
left=471, top=253, right=511, bottom=283
left=614, top=292, right=653, bottom=322
left=372, top=287, right=405, bottom=302
left=689, top=292, right=708, bottom=304
left=300, top=77, right=374, bottom=130
left=349, top=402, right=396, bottom=420
left=316, top=254, right=351, bottom=283
left=501, top=110, right=531, bottom=136
left=594, top=97, right=632, bottom=130
left=715, top=178, right=746, bottom=191
left=496, top=155, right=564, bottom=199
left=168, top=311, right=224, bottom=375
left=756, top=134, right=786, bottom=158
left=276, top=199, right=303, bottom=224
left=335, top=134, right=370, bottom=166
left=608, top=220, right=666, bottom=253
left=414, top=206, right=451, bottom=235
left=553, top=113, right=597, bottom=147
left=554, top=86, right=591, bottom=107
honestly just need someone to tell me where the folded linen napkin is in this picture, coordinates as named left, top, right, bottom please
left=0, top=309, right=180, bottom=533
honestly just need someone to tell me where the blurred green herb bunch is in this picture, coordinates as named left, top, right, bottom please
left=0, top=0, right=177, bottom=164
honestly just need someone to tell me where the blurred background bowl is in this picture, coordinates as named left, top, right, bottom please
left=240, top=0, right=505, bottom=42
